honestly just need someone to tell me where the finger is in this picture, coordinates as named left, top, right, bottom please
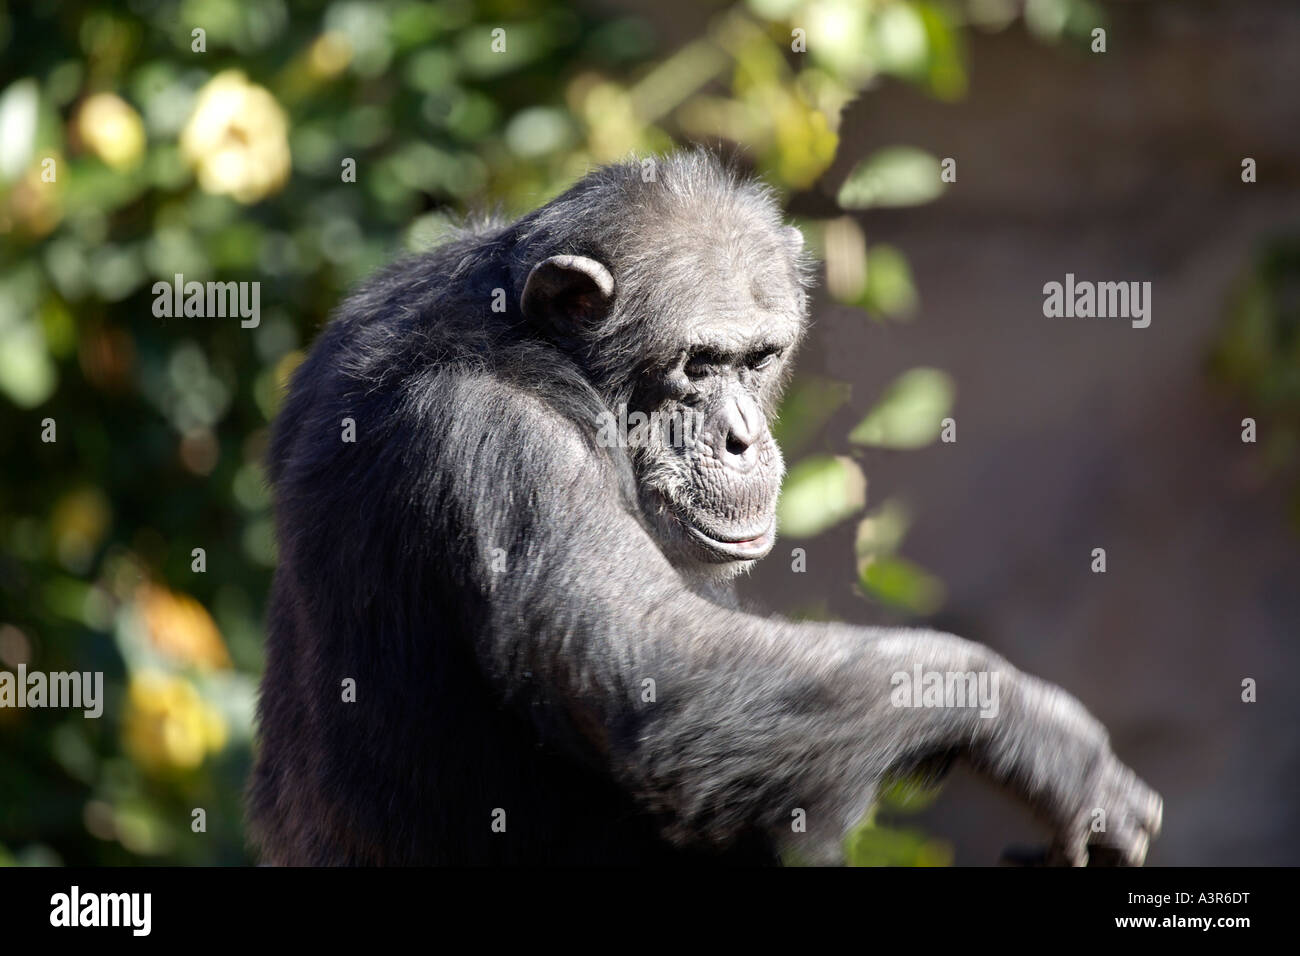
left=1141, top=789, right=1164, bottom=838
left=1048, top=833, right=1089, bottom=867
left=1090, top=814, right=1151, bottom=866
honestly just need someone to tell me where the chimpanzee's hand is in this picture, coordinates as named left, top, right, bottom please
left=1049, top=747, right=1163, bottom=866
left=990, top=680, right=1163, bottom=867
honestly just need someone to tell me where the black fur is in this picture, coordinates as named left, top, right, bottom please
left=248, top=152, right=1161, bottom=865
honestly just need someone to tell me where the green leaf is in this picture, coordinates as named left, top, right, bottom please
left=915, top=2, right=968, bottom=100
left=872, top=3, right=929, bottom=79
left=837, top=146, right=946, bottom=209
left=803, top=0, right=876, bottom=84
left=845, top=821, right=953, bottom=866
left=861, top=242, right=919, bottom=318
left=854, top=498, right=911, bottom=566
left=777, top=454, right=866, bottom=538
left=878, top=774, right=945, bottom=813
left=858, top=554, right=945, bottom=615
left=849, top=367, right=954, bottom=449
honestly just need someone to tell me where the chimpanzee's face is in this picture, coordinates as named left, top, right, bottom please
left=519, top=218, right=808, bottom=581
left=612, top=228, right=808, bottom=580
left=629, top=299, right=802, bottom=578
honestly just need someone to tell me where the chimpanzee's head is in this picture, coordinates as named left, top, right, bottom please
left=517, top=153, right=811, bottom=580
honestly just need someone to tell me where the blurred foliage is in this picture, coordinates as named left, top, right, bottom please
left=1210, top=235, right=1300, bottom=526
left=837, top=145, right=946, bottom=209
left=777, top=454, right=866, bottom=538
left=845, top=776, right=952, bottom=866
left=0, top=0, right=1099, bottom=866
left=849, top=367, right=954, bottom=449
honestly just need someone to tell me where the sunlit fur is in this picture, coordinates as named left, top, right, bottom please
left=249, top=151, right=1161, bottom=866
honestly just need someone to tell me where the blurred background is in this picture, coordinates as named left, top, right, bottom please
left=0, top=0, right=1296, bottom=866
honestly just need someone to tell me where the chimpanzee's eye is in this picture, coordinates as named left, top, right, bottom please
left=684, top=349, right=725, bottom=378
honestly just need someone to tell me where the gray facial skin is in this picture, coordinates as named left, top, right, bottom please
left=249, top=151, right=1162, bottom=866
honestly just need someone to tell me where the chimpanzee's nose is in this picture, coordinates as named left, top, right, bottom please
left=710, top=394, right=763, bottom=472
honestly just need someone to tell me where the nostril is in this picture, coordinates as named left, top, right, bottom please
left=725, top=433, right=750, bottom=458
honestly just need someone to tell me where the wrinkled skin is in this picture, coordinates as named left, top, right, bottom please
left=636, top=315, right=793, bottom=573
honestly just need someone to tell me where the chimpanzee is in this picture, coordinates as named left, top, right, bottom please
left=248, top=151, right=1162, bottom=865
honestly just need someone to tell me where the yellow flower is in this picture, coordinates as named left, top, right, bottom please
left=135, top=584, right=231, bottom=671
left=180, top=70, right=290, bottom=203
left=123, top=671, right=228, bottom=771
left=76, top=93, right=145, bottom=170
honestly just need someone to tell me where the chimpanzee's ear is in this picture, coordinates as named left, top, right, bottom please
left=520, top=254, right=615, bottom=328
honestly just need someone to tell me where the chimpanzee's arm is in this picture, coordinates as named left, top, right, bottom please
left=436, top=378, right=1162, bottom=865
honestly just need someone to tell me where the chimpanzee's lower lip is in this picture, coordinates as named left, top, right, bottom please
left=686, top=521, right=776, bottom=559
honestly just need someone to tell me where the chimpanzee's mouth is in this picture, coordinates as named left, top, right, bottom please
left=645, top=489, right=777, bottom=562
left=685, top=519, right=776, bottom=560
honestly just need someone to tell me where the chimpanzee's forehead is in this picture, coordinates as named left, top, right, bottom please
left=608, top=185, right=809, bottom=354
left=674, top=318, right=802, bottom=358
left=638, top=230, right=803, bottom=300
left=639, top=254, right=806, bottom=357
